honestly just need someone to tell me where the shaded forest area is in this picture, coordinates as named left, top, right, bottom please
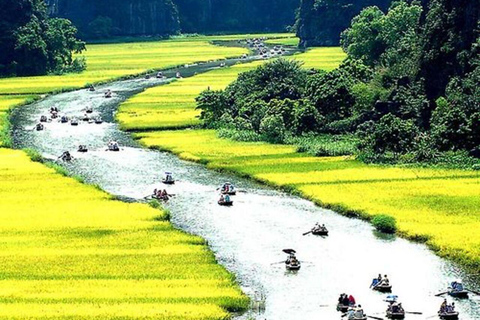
left=46, top=0, right=300, bottom=39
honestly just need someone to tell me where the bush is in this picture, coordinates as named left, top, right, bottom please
left=372, top=214, right=397, bottom=234
left=259, top=114, right=286, bottom=143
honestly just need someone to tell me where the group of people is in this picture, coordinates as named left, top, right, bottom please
left=387, top=301, right=404, bottom=314
left=346, top=305, right=365, bottom=319
left=440, top=299, right=456, bottom=314
left=221, top=183, right=235, bottom=194
left=108, top=140, right=119, bottom=151
left=285, top=253, right=300, bottom=266
left=338, top=293, right=356, bottom=307
left=370, top=274, right=390, bottom=288
left=153, top=189, right=169, bottom=201
left=219, top=194, right=231, bottom=203
left=313, top=222, right=327, bottom=232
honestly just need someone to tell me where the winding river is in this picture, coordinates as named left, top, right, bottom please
left=10, top=47, right=480, bottom=320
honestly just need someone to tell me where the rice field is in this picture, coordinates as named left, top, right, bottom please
left=0, top=37, right=251, bottom=95
left=136, top=129, right=480, bottom=270
left=0, top=148, right=249, bottom=319
left=265, top=37, right=300, bottom=46
left=117, top=61, right=264, bottom=131
left=117, top=47, right=346, bottom=131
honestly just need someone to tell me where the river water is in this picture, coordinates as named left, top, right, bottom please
left=10, top=49, right=480, bottom=320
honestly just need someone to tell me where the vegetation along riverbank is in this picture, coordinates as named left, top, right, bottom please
left=119, top=40, right=480, bottom=271
left=0, top=34, right=291, bottom=319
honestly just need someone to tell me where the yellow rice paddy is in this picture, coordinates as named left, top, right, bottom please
left=0, top=148, right=248, bottom=319
left=136, top=129, right=480, bottom=270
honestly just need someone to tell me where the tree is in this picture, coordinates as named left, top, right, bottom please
left=0, top=0, right=85, bottom=76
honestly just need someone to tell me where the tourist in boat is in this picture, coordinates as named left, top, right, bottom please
left=440, top=299, right=447, bottom=313
left=224, top=194, right=231, bottom=203
left=338, top=294, right=345, bottom=304
left=353, top=305, right=365, bottom=319
left=371, top=274, right=382, bottom=288
left=382, top=275, right=390, bottom=285
left=153, top=188, right=157, bottom=196
left=343, top=294, right=350, bottom=306
left=219, top=194, right=225, bottom=202
left=348, top=294, right=356, bottom=306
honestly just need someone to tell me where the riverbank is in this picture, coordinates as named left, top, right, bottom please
left=0, top=34, right=290, bottom=319
left=114, top=44, right=480, bottom=271
left=135, top=129, right=480, bottom=270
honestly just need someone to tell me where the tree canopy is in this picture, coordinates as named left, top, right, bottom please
left=0, top=0, right=85, bottom=76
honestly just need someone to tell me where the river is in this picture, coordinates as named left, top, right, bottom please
left=10, top=46, right=480, bottom=320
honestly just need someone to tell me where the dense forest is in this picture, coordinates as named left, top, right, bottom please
left=46, top=0, right=300, bottom=39
left=197, top=0, right=480, bottom=166
left=0, top=0, right=85, bottom=76
left=295, top=0, right=393, bottom=47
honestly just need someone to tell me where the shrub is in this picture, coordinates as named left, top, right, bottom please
left=372, top=214, right=397, bottom=234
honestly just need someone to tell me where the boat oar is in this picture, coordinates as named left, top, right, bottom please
left=466, top=288, right=480, bottom=295
left=270, top=261, right=285, bottom=265
left=319, top=305, right=330, bottom=308
left=303, top=231, right=312, bottom=236
left=405, top=311, right=423, bottom=315
left=435, top=291, right=448, bottom=296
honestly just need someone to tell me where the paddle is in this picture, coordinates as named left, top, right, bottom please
left=405, top=311, right=423, bottom=315
left=435, top=291, right=448, bottom=296
left=318, top=305, right=330, bottom=308
left=466, top=288, right=480, bottom=295
left=270, top=261, right=285, bottom=265
left=303, top=231, right=312, bottom=236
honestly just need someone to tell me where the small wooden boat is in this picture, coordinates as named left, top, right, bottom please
left=94, top=118, right=103, bottom=124
left=60, top=152, right=72, bottom=161
left=104, top=90, right=112, bottom=98
left=162, top=179, right=175, bottom=185
left=77, top=145, right=88, bottom=153
left=152, top=194, right=169, bottom=201
left=386, top=310, right=405, bottom=319
left=218, top=200, right=233, bottom=206
left=373, top=282, right=392, bottom=293
left=336, top=303, right=349, bottom=313
left=85, top=108, right=93, bottom=114
left=107, top=143, right=120, bottom=152
left=50, top=107, right=59, bottom=113
left=71, top=119, right=79, bottom=126
left=88, top=85, right=95, bottom=92
left=82, top=115, right=90, bottom=122
left=35, top=123, right=44, bottom=131
left=162, top=172, right=175, bottom=184
left=285, top=260, right=301, bottom=271
left=312, top=227, right=328, bottom=236
left=50, top=111, right=58, bottom=119
left=40, top=115, right=48, bottom=122
left=221, top=183, right=236, bottom=195
left=60, top=116, right=69, bottom=123
left=438, top=311, right=459, bottom=320
left=156, top=72, right=166, bottom=79
left=448, top=290, right=468, bottom=298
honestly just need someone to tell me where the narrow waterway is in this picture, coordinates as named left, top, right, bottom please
left=10, top=48, right=480, bottom=320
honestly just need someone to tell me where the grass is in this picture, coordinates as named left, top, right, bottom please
left=0, top=95, right=38, bottom=147
left=289, top=47, right=346, bottom=71
left=265, top=37, right=300, bottom=46
left=117, top=61, right=264, bottom=131
left=117, top=47, right=346, bottom=131
left=0, top=148, right=249, bottom=319
left=135, top=129, right=480, bottom=270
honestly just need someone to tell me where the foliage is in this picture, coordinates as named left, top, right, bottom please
left=0, top=0, right=85, bottom=76
left=371, top=214, right=397, bottom=234
left=295, top=0, right=392, bottom=47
